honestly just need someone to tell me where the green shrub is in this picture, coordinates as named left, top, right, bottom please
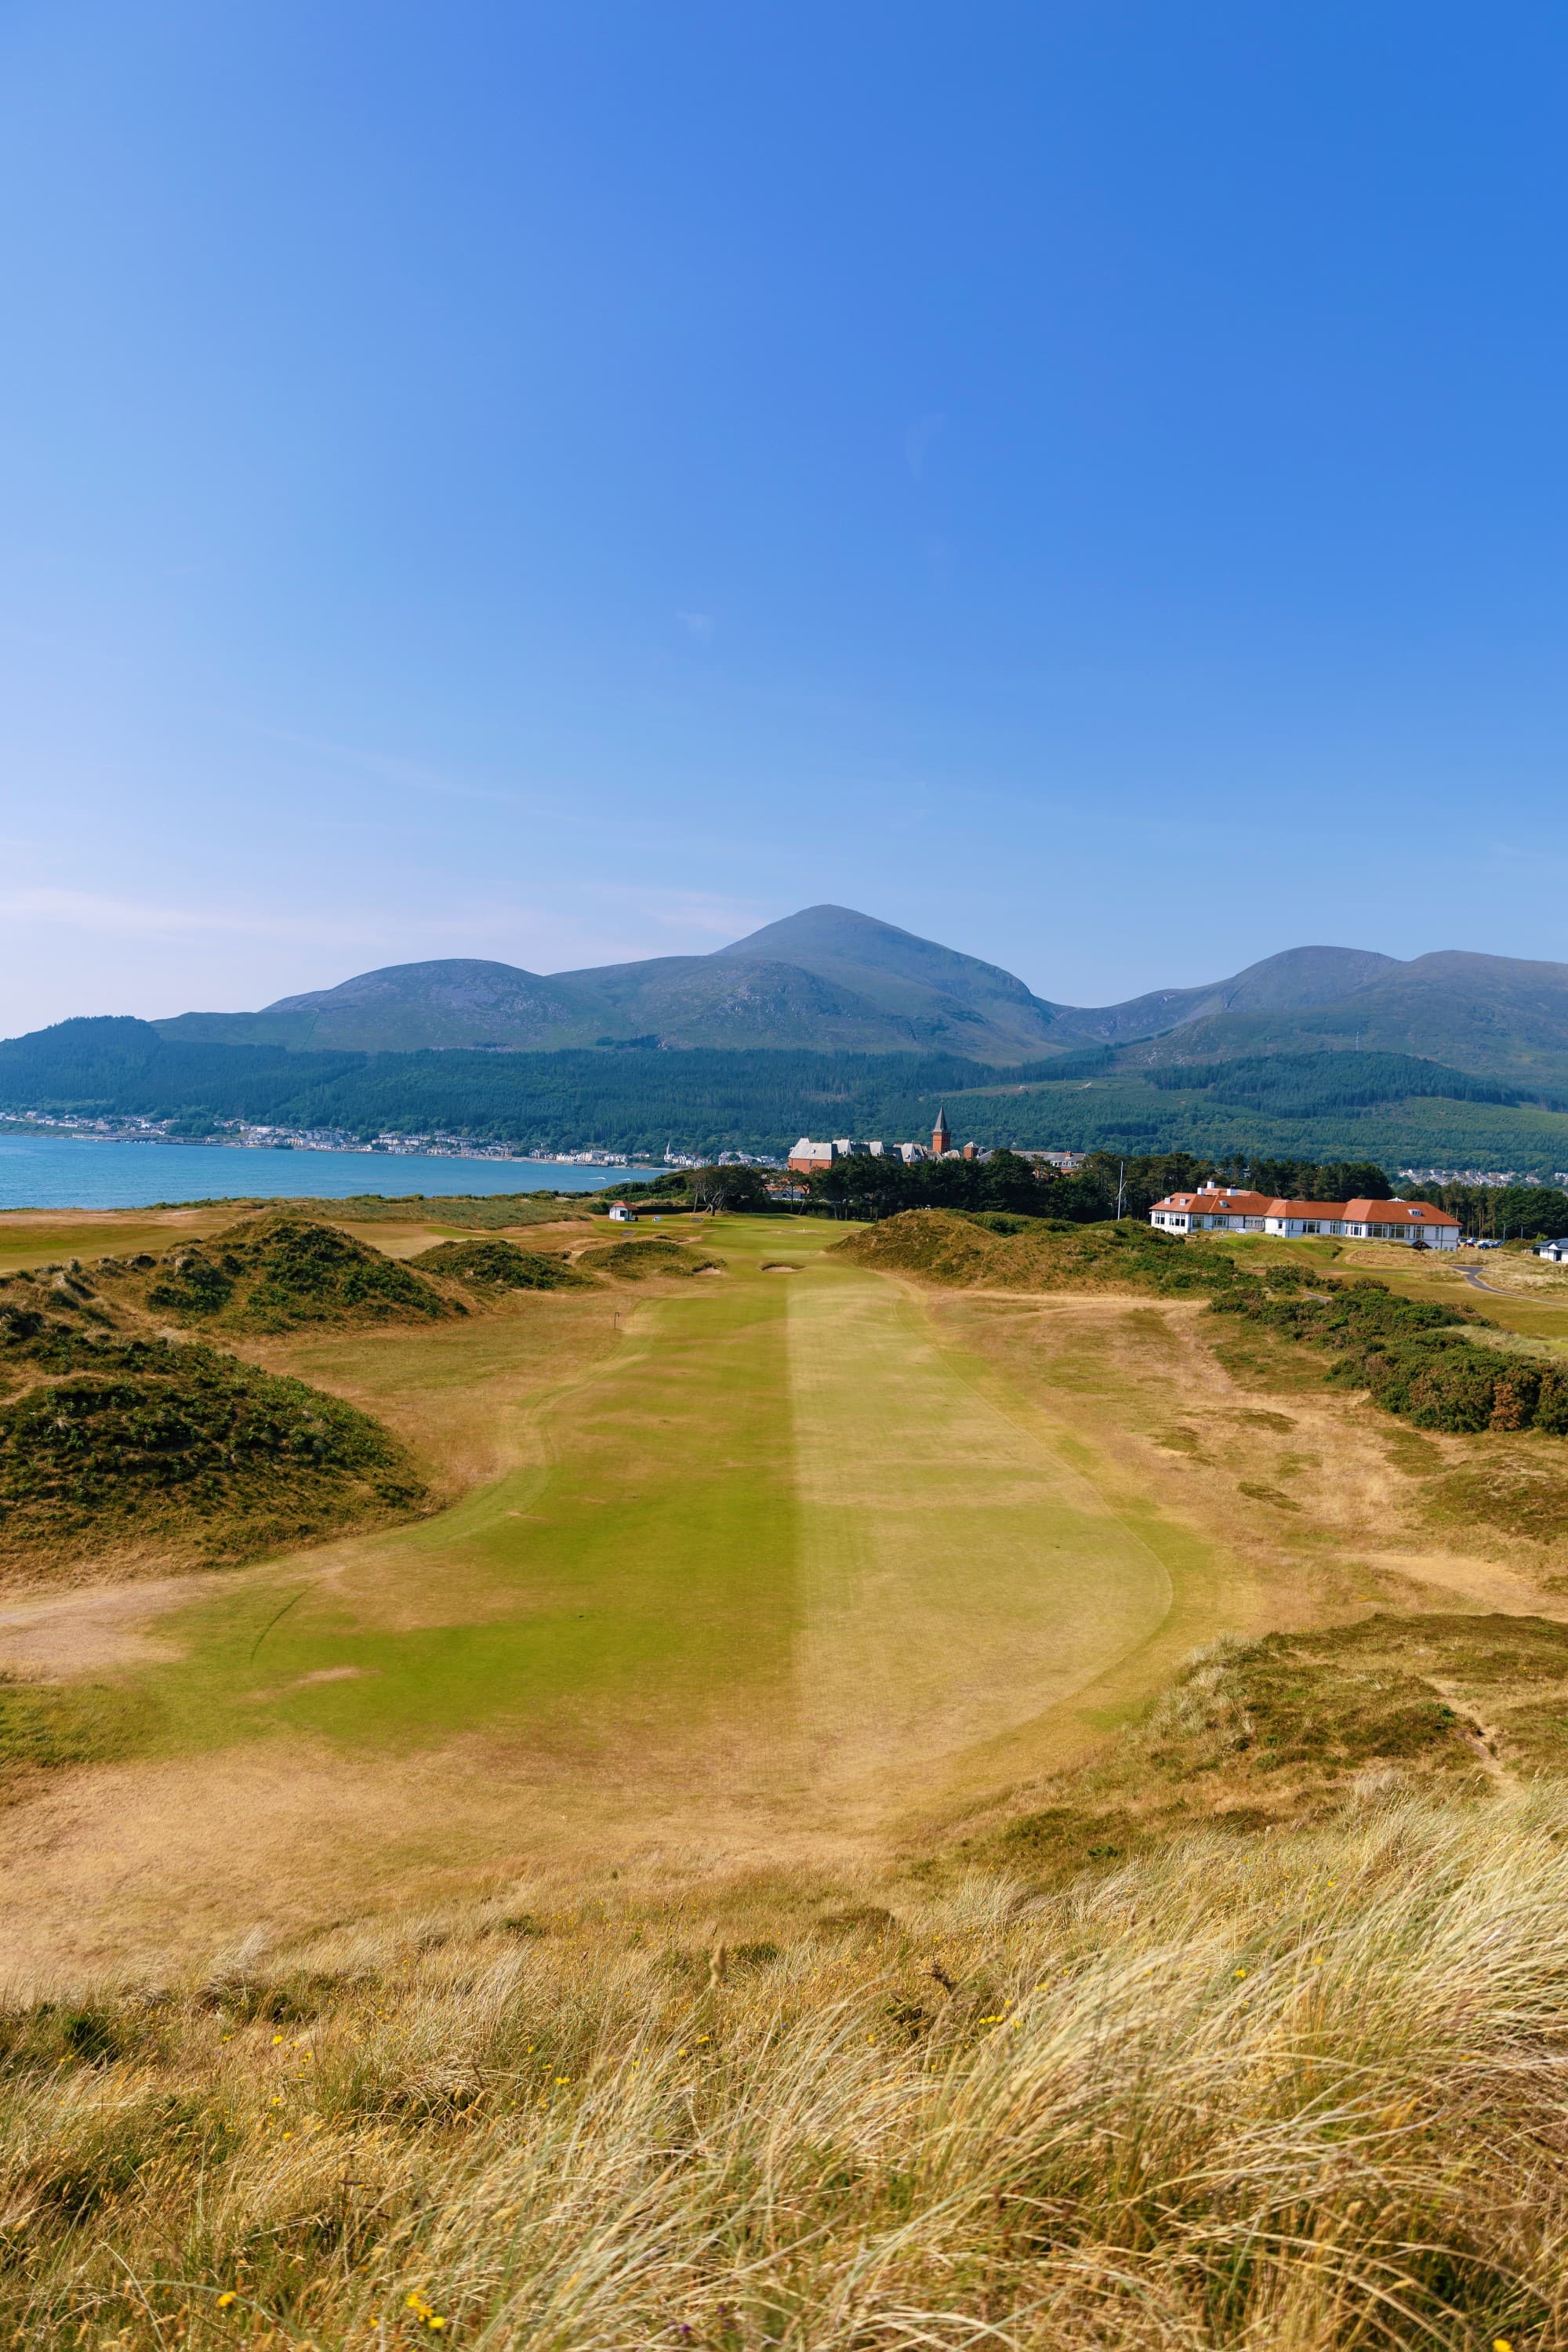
left=138, top=1217, right=453, bottom=1333
left=1210, top=1275, right=1568, bottom=1437
left=411, top=1239, right=588, bottom=1290
left=0, top=1314, right=423, bottom=1570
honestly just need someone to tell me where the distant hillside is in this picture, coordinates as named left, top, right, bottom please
left=156, top=908, right=1072, bottom=1062
left=1122, top=949, right=1568, bottom=1092
left=144, top=908, right=1427, bottom=1065
left=140, top=907, right=1568, bottom=1087
left=1044, top=944, right=1402, bottom=1047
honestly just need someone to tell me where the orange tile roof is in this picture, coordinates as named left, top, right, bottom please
left=1345, top=1197, right=1460, bottom=1227
left=1155, top=1189, right=1272, bottom=1214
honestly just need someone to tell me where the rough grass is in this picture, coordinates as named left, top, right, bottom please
left=0, top=1298, right=424, bottom=1577
left=0, top=1671, right=151, bottom=1780
left=997, top=1614, right=1568, bottom=1880
left=408, top=1238, right=589, bottom=1290
left=310, top=1191, right=599, bottom=1229
left=1427, top=1448, right=1568, bottom=1548
left=575, top=1237, right=724, bottom=1280
left=9, top=1794, right=1568, bottom=2347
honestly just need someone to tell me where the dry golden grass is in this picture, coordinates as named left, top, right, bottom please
left=7, top=1791, right=1568, bottom=2349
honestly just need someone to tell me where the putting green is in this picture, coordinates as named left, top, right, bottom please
left=111, top=1219, right=1197, bottom=1807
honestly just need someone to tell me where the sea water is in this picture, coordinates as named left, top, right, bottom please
left=0, top=1133, right=662, bottom=1212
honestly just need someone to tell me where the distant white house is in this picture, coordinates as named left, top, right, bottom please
left=1149, top=1187, right=1461, bottom=1250
left=606, top=1200, right=634, bottom=1223
left=1537, top=1236, right=1568, bottom=1262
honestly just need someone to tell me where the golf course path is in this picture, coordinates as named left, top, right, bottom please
left=787, top=1266, right=1174, bottom=1795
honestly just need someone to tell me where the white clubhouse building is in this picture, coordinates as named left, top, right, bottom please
left=1149, top=1187, right=1461, bottom=1249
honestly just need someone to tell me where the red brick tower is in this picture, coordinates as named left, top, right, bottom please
left=931, top=1105, right=951, bottom=1156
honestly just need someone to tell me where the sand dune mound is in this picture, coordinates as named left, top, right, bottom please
left=0, top=1296, right=424, bottom=1579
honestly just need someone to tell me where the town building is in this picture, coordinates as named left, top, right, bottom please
left=786, top=1138, right=837, bottom=1173
left=1537, top=1236, right=1568, bottom=1262
left=1148, top=1186, right=1461, bottom=1249
left=783, top=1122, right=999, bottom=1175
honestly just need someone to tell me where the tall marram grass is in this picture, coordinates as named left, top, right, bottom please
left=9, top=1793, right=1568, bottom=2348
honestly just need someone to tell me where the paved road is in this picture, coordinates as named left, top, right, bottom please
left=1461, top=1267, right=1512, bottom=1296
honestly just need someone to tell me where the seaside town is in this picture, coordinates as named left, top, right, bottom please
left=3, top=1106, right=1566, bottom=1195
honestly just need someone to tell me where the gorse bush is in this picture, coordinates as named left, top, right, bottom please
left=1214, top=1274, right=1568, bottom=1435
left=140, top=1216, right=456, bottom=1332
left=9, top=1796, right=1568, bottom=2347
left=409, top=1238, right=589, bottom=1290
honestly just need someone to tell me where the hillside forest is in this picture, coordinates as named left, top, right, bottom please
left=7, top=1017, right=1568, bottom=1174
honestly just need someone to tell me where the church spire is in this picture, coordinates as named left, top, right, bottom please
left=931, top=1104, right=951, bottom=1156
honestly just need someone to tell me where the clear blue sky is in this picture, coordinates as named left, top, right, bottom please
left=3, top=2, right=1566, bottom=1033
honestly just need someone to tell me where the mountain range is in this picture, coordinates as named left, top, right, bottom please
left=145, top=905, right=1568, bottom=1089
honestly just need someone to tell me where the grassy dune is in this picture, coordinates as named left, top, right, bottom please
left=408, top=1238, right=590, bottom=1289
left=0, top=1269, right=426, bottom=1582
